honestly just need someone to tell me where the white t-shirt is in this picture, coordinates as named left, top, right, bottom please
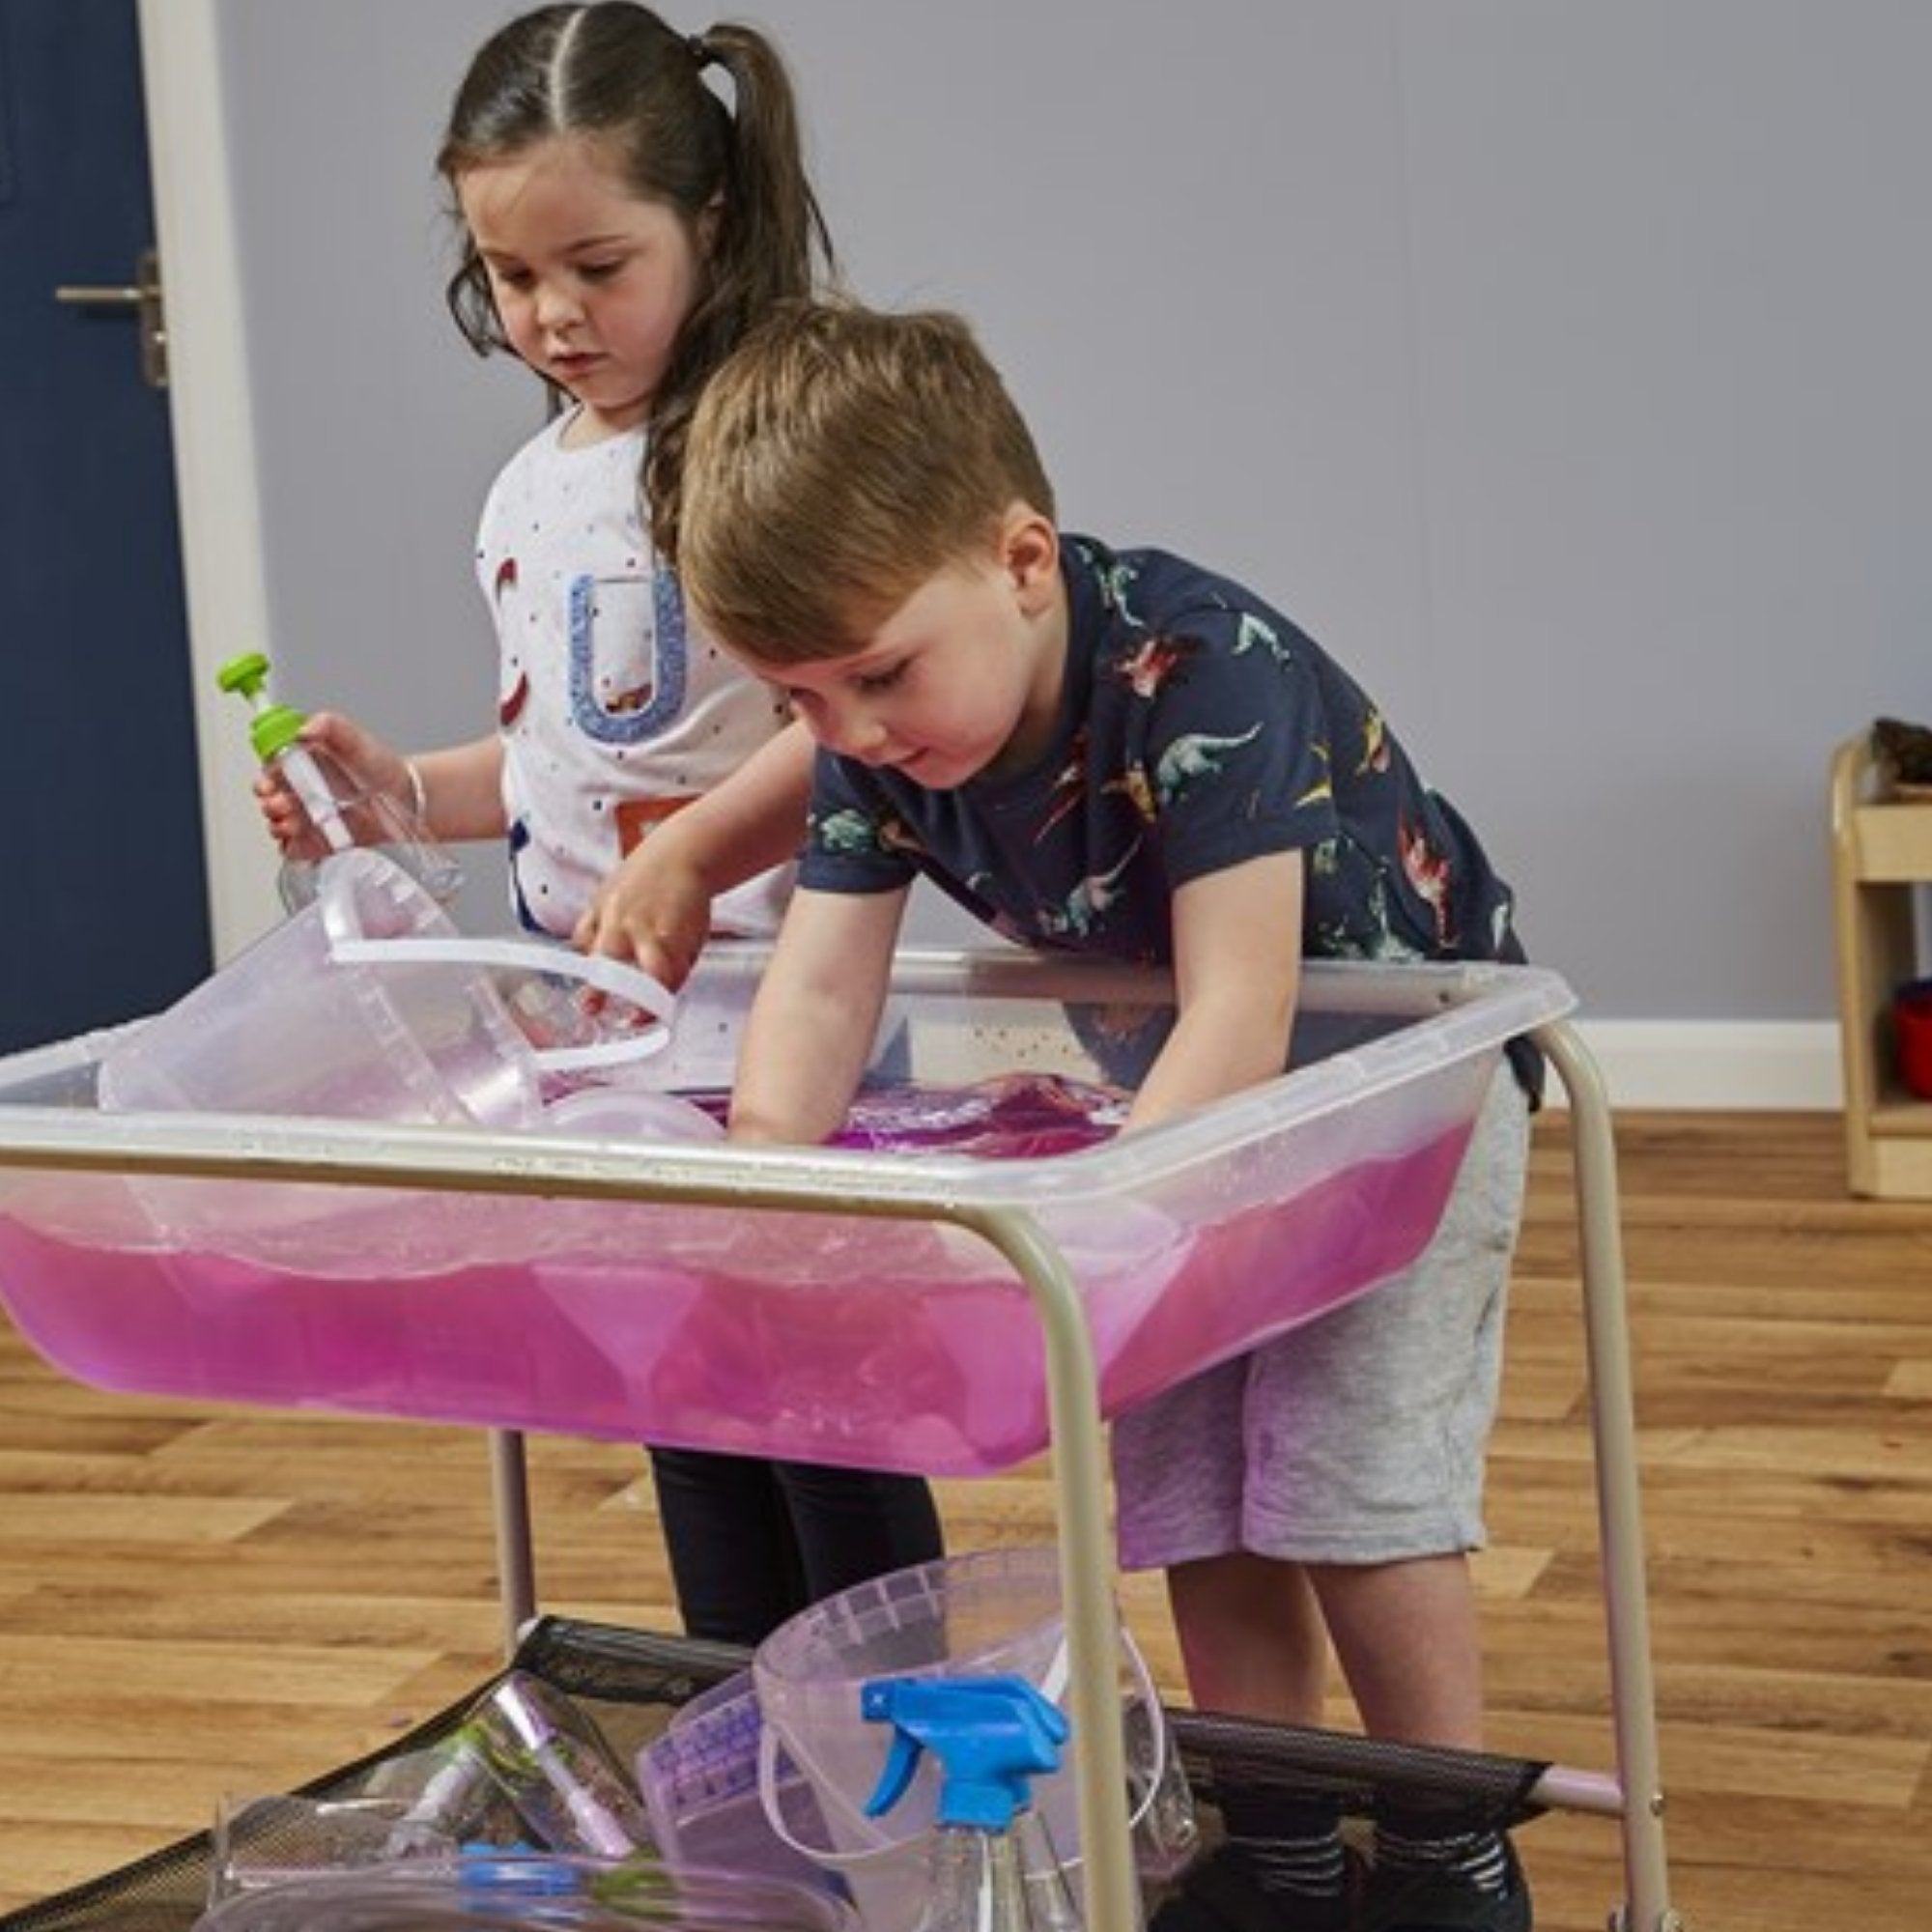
left=475, top=411, right=793, bottom=940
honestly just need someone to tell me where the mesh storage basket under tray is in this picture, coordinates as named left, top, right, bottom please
left=1, top=1618, right=1548, bottom=1931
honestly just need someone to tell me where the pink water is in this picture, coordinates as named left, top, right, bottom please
left=828, top=1074, right=1128, bottom=1158
left=0, top=1082, right=1474, bottom=1475
left=654, top=1072, right=1127, bottom=1159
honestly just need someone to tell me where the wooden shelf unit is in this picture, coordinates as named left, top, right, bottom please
left=1830, top=734, right=1932, bottom=1198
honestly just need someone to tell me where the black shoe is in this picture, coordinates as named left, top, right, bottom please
left=1151, top=1843, right=1354, bottom=1932
left=1363, top=1836, right=1531, bottom=1931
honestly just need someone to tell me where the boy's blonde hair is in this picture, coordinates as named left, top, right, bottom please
left=680, top=300, right=1057, bottom=664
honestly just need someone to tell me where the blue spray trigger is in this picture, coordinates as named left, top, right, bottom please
left=861, top=1674, right=1069, bottom=1833
left=454, top=1844, right=581, bottom=1895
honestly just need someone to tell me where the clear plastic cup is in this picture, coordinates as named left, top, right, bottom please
left=207, top=1793, right=456, bottom=1900
left=465, top=1672, right=653, bottom=1859
left=191, top=1854, right=860, bottom=1929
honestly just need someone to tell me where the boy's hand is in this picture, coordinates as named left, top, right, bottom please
left=1128, top=849, right=1306, bottom=1131
left=727, top=884, right=905, bottom=1146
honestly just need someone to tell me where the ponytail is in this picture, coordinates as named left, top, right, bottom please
left=643, top=21, right=836, bottom=562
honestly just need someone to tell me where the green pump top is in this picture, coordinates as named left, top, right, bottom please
left=211, top=651, right=463, bottom=911
left=862, top=1674, right=1068, bottom=1833
left=215, top=650, right=309, bottom=764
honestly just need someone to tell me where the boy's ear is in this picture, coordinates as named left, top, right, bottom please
left=1002, top=506, right=1060, bottom=611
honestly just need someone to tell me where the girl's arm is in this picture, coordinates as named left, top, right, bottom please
left=255, top=714, right=505, bottom=855
left=727, top=882, right=908, bottom=1146
left=406, top=734, right=508, bottom=841
left=1126, top=849, right=1306, bottom=1131
left=574, top=721, right=815, bottom=987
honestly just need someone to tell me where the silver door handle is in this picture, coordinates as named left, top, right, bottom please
left=51, top=247, right=168, bottom=388
left=55, top=283, right=146, bottom=306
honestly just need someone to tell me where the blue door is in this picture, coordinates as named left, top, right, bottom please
left=0, top=0, right=211, bottom=1055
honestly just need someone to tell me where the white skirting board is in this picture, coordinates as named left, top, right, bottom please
left=1549, top=1019, right=1842, bottom=1112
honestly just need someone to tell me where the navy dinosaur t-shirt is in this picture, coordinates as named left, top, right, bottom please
left=799, top=536, right=1526, bottom=983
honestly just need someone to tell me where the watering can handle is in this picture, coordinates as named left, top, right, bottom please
left=327, top=933, right=676, bottom=1074
left=756, top=1720, right=900, bottom=1867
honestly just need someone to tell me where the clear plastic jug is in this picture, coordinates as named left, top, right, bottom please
left=98, top=850, right=672, bottom=1130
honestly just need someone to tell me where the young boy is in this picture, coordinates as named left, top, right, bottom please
left=677, top=299, right=1538, bottom=1932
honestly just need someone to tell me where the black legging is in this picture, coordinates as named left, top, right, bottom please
left=648, top=1446, right=945, bottom=1646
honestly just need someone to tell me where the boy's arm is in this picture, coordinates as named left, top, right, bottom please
left=1126, top=850, right=1307, bottom=1131
left=575, top=721, right=815, bottom=987
left=728, top=882, right=908, bottom=1146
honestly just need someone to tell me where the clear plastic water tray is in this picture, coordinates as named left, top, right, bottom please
left=0, top=951, right=1571, bottom=1475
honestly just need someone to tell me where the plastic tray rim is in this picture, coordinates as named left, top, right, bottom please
left=0, top=956, right=1575, bottom=1217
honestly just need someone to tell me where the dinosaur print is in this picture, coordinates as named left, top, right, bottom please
left=1038, top=839, right=1143, bottom=939
left=1400, top=814, right=1455, bottom=946
left=1103, top=765, right=1158, bottom=824
left=1311, top=868, right=1427, bottom=963
left=1088, top=549, right=1146, bottom=625
left=1295, top=740, right=1334, bottom=810
left=1036, top=729, right=1092, bottom=841
left=1154, top=723, right=1264, bottom=807
left=1114, top=634, right=1198, bottom=699
left=814, top=808, right=925, bottom=864
left=877, top=814, right=926, bottom=861
left=1231, top=611, right=1293, bottom=665
left=814, top=809, right=886, bottom=858
left=1357, top=705, right=1391, bottom=776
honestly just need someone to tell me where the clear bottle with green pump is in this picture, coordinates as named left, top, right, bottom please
left=217, top=651, right=463, bottom=914
left=864, top=1674, right=1087, bottom=1932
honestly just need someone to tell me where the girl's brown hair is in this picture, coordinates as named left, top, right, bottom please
left=437, top=3, right=835, bottom=560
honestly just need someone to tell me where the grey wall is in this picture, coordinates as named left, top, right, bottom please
left=215, top=0, right=531, bottom=925
left=215, top=1, right=1932, bottom=1019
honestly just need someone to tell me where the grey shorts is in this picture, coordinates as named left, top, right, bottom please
left=1112, top=1066, right=1531, bottom=1570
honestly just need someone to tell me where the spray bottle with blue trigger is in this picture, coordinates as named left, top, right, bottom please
left=864, top=1673, right=1087, bottom=1932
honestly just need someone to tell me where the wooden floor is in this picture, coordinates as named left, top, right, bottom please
left=1, top=1109, right=1929, bottom=1926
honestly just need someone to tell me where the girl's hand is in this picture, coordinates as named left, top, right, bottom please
left=573, top=723, right=816, bottom=986
left=254, top=711, right=412, bottom=861
left=573, top=837, right=712, bottom=991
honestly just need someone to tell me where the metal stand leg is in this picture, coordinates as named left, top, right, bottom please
left=1535, top=1022, right=1677, bottom=1931
left=970, top=1208, right=1145, bottom=1931
left=488, top=1427, right=537, bottom=1658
